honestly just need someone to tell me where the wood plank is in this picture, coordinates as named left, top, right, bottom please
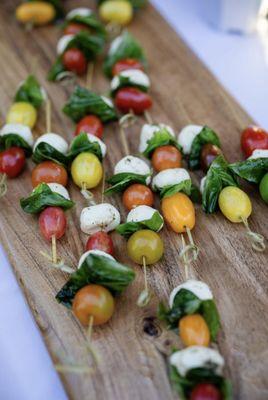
left=0, top=1, right=267, bottom=399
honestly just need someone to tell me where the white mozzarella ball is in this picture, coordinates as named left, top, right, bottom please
left=66, top=8, right=92, bottom=19
left=200, top=176, right=207, bottom=194
left=0, top=123, right=34, bottom=147
left=178, top=124, right=203, bottom=154
left=86, top=134, right=107, bottom=158
left=152, top=168, right=190, bottom=191
left=34, top=133, right=68, bottom=155
left=47, top=183, right=70, bottom=200
left=109, top=35, right=123, bottom=55
left=80, top=203, right=120, bottom=234
left=248, top=149, right=268, bottom=160
left=114, top=156, right=151, bottom=185
left=127, top=205, right=163, bottom=231
left=169, top=279, right=213, bottom=308
left=111, top=70, right=150, bottom=92
left=78, top=249, right=115, bottom=268
left=57, top=35, right=75, bottom=55
left=139, top=123, right=175, bottom=153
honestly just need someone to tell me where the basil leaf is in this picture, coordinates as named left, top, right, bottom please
left=169, top=365, right=189, bottom=400
left=56, top=254, right=136, bottom=307
left=143, top=128, right=181, bottom=159
left=47, top=57, right=65, bottom=81
left=27, top=0, right=64, bottom=18
left=63, top=86, right=118, bottom=123
left=200, top=300, right=221, bottom=341
left=66, top=32, right=105, bottom=60
left=111, top=74, right=148, bottom=96
left=116, top=211, right=163, bottom=237
left=202, top=155, right=238, bottom=214
left=160, top=179, right=192, bottom=199
left=188, top=126, right=221, bottom=170
left=229, top=157, right=268, bottom=184
left=190, top=183, right=202, bottom=204
left=32, top=142, right=68, bottom=167
left=0, top=134, right=32, bottom=157
left=64, top=14, right=106, bottom=37
left=20, top=183, right=74, bottom=214
left=104, top=31, right=147, bottom=77
left=67, top=132, right=102, bottom=161
left=14, top=75, right=44, bottom=109
left=105, top=172, right=150, bottom=195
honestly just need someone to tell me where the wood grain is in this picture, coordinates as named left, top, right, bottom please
left=0, top=1, right=267, bottom=399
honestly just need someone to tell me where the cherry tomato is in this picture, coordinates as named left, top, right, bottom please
left=259, top=172, right=268, bottom=203
left=152, top=145, right=182, bottom=172
left=190, top=383, right=221, bottom=400
left=7, top=102, right=37, bottom=129
left=75, top=115, right=104, bottom=138
left=200, top=143, right=222, bottom=172
left=99, top=0, right=133, bottom=26
left=39, top=206, right=67, bottom=241
left=179, top=314, right=210, bottom=347
left=86, top=231, right=114, bottom=256
left=218, top=186, right=252, bottom=223
left=64, top=23, right=88, bottom=35
left=115, top=87, right=152, bottom=115
left=63, top=48, right=87, bottom=75
left=0, top=147, right=25, bottom=178
left=31, top=161, right=68, bottom=188
left=112, top=58, right=144, bottom=76
left=122, top=184, right=154, bottom=211
left=241, top=126, right=268, bottom=158
left=71, top=152, right=103, bottom=189
left=161, top=193, right=195, bottom=233
left=72, top=284, right=115, bottom=326
left=127, top=229, right=164, bottom=265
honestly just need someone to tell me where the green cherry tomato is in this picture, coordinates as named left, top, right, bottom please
left=218, top=186, right=252, bottom=223
left=259, top=172, right=268, bottom=203
left=127, top=229, right=164, bottom=265
left=71, top=152, right=103, bottom=189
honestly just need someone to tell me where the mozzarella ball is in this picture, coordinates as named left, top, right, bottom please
left=80, top=203, right=120, bottom=234
left=127, top=205, right=163, bottom=231
left=178, top=124, right=203, bottom=154
left=78, top=249, right=115, bottom=268
left=34, top=133, right=68, bottom=155
left=248, top=149, right=268, bottom=160
left=139, top=123, right=175, bottom=153
left=152, top=168, right=190, bottom=191
left=0, top=123, right=34, bottom=147
left=47, top=183, right=70, bottom=200
left=111, top=69, right=150, bottom=92
left=87, top=133, right=107, bottom=158
left=66, top=7, right=93, bottom=19
left=114, top=156, right=151, bottom=185
left=57, top=34, right=75, bottom=55
left=200, top=176, right=207, bottom=194
left=169, top=279, right=213, bottom=308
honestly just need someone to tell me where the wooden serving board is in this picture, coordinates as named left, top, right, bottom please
left=0, top=1, right=267, bottom=399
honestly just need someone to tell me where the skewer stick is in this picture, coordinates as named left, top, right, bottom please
left=144, top=110, right=153, bottom=125
left=81, top=182, right=96, bottom=205
left=85, top=315, right=100, bottom=366
left=241, top=217, right=266, bottom=252
left=119, top=111, right=137, bottom=156
left=105, top=22, right=122, bottom=40
left=46, top=99, right=51, bottom=133
left=0, top=174, right=7, bottom=199
left=137, top=256, right=151, bottom=307
left=101, top=169, right=106, bottom=203
left=39, top=250, right=75, bottom=273
left=180, top=235, right=189, bottom=280
left=86, top=63, right=94, bottom=90
left=51, top=234, right=57, bottom=264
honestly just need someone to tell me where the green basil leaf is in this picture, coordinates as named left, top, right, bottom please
left=116, top=211, right=163, bottom=237
left=0, top=134, right=32, bottom=157
left=67, top=132, right=102, bottom=161
left=27, top=0, right=64, bottom=18
left=202, top=155, right=238, bottom=214
left=64, top=14, right=106, bottom=37
left=221, top=379, right=233, bottom=400
left=20, top=183, right=74, bottom=214
left=63, top=86, right=118, bottom=122
left=111, top=74, right=148, bottom=96
left=104, top=31, right=147, bottom=77
left=14, top=75, right=44, bottom=109
left=66, top=31, right=105, bottom=60
left=105, top=172, right=150, bottom=195
left=169, top=365, right=189, bottom=400
left=56, top=254, right=136, bottom=307
left=200, top=300, right=221, bottom=341
left=189, top=126, right=221, bottom=170
left=47, top=57, right=65, bottom=81
left=32, top=142, right=68, bottom=166
left=190, top=183, right=202, bottom=204
left=143, top=128, right=181, bottom=158
left=229, top=157, right=268, bottom=184
left=160, top=179, right=192, bottom=198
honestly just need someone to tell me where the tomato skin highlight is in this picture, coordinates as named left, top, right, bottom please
left=179, top=314, right=210, bottom=347
left=39, top=206, right=67, bottom=241
left=115, top=87, right=152, bottom=115
left=72, top=284, right=115, bottom=326
left=161, top=192, right=195, bottom=233
left=86, top=231, right=114, bottom=256
left=0, top=147, right=26, bottom=178
left=241, top=125, right=268, bottom=157
left=112, top=58, right=144, bottom=76
left=200, top=143, right=222, bottom=172
left=63, top=48, right=87, bottom=75
left=122, top=184, right=154, bottom=210
left=152, top=145, right=182, bottom=172
left=64, top=23, right=88, bottom=35
left=190, top=383, right=221, bottom=400
left=31, top=161, right=68, bottom=188
left=75, top=115, right=104, bottom=138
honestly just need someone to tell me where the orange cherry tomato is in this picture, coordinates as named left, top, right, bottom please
left=112, top=58, right=144, bottom=76
left=64, top=23, right=89, bottom=35
left=75, top=115, right=104, bottom=138
left=179, top=314, right=210, bottom=347
left=31, top=161, right=68, bottom=188
left=63, top=48, right=87, bottom=75
left=122, top=184, right=154, bottom=210
left=152, top=145, right=182, bottom=172
left=161, top=192, right=195, bottom=233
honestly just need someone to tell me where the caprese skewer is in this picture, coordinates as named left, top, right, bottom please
left=16, top=0, right=64, bottom=28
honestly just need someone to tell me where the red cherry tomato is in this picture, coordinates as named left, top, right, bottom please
left=75, top=115, right=104, bottom=138
left=86, top=231, right=114, bottom=256
left=190, top=383, right=221, bottom=400
left=63, top=48, right=87, bottom=75
left=241, top=126, right=268, bottom=158
left=0, top=147, right=25, bottom=178
left=152, top=145, right=182, bottom=172
left=31, top=161, right=68, bottom=188
left=122, top=184, right=154, bottom=210
left=64, top=23, right=88, bottom=35
left=39, top=206, right=67, bottom=241
left=115, top=87, right=152, bottom=115
left=112, top=58, right=144, bottom=76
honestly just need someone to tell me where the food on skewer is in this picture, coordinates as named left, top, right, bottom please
left=80, top=203, right=120, bottom=234
left=16, top=0, right=64, bottom=27
left=86, top=231, right=114, bottom=255
left=240, top=125, right=268, bottom=158
left=122, top=183, right=154, bottom=210
left=97, top=0, right=147, bottom=28
left=63, top=8, right=106, bottom=37
left=31, top=160, right=68, bottom=187
left=116, top=205, right=163, bottom=236
left=32, top=132, right=69, bottom=166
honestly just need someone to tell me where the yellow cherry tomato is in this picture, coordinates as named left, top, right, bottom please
left=218, top=186, right=252, bottom=223
left=16, top=2, right=55, bottom=26
left=99, top=0, right=133, bottom=26
left=127, top=229, right=164, bottom=265
left=161, top=192, right=195, bottom=233
left=7, top=102, right=37, bottom=129
left=71, top=152, right=103, bottom=189
left=179, top=314, right=210, bottom=347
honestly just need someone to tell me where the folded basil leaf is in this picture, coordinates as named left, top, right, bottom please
left=20, top=183, right=74, bottom=214
left=104, top=31, right=147, bottom=77
left=111, top=74, right=148, bottom=96
left=56, top=254, right=136, bottom=307
left=200, top=300, right=221, bottom=341
left=116, top=211, right=163, bottom=237
left=143, top=128, right=181, bottom=159
left=27, top=0, right=64, bottom=18
left=66, top=32, right=105, bottom=60
left=64, top=14, right=106, bottom=37
left=105, top=172, right=150, bottom=195
left=229, top=157, right=268, bottom=184
left=202, top=155, right=238, bottom=214
left=0, top=134, right=32, bottom=157
left=67, top=132, right=102, bottom=161
left=32, top=142, right=68, bottom=166
left=190, top=183, right=202, bottom=204
left=63, top=86, right=118, bottom=122
left=189, top=126, right=221, bottom=170
left=14, top=75, right=44, bottom=109
left=47, top=57, right=65, bottom=81
left=160, top=179, right=192, bottom=199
